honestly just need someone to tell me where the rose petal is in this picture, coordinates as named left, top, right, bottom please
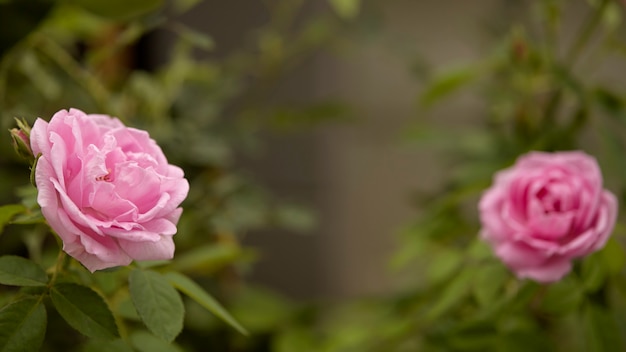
left=119, top=235, right=175, bottom=261
left=515, top=256, right=572, bottom=283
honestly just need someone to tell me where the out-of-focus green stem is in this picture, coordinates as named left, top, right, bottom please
left=36, top=36, right=111, bottom=113
left=543, top=1, right=607, bottom=131
left=566, top=0, right=609, bottom=65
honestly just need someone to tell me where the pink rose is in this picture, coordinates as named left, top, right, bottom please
left=479, top=151, right=617, bottom=283
left=31, top=108, right=189, bottom=272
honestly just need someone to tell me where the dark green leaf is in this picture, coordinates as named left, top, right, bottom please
left=170, top=243, right=241, bottom=274
left=581, top=252, right=606, bottom=293
left=50, top=283, right=119, bottom=339
left=425, top=269, right=475, bottom=320
left=539, top=278, right=584, bottom=315
left=267, top=102, right=351, bottom=131
left=164, top=271, right=247, bottom=335
left=599, top=237, right=625, bottom=276
left=129, top=331, right=184, bottom=352
left=583, top=303, right=623, bottom=352
left=18, top=52, right=61, bottom=100
left=272, top=204, right=316, bottom=232
left=129, top=269, right=184, bottom=342
left=230, top=287, right=293, bottom=333
left=272, top=327, right=317, bottom=352
left=82, top=338, right=134, bottom=352
left=0, top=298, right=46, bottom=352
left=426, top=249, right=463, bottom=285
left=172, top=0, right=202, bottom=14
left=9, top=210, right=44, bottom=225
left=473, top=263, right=509, bottom=307
left=15, top=186, right=37, bottom=210
left=419, top=66, right=477, bottom=107
left=70, top=0, right=163, bottom=20
left=447, top=328, right=496, bottom=351
left=496, top=331, right=554, bottom=352
left=594, top=87, right=624, bottom=118
left=0, top=256, right=47, bottom=287
left=0, top=205, right=26, bottom=234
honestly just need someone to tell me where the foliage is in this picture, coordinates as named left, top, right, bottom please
left=4, top=0, right=626, bottom=351
left=270, top=1, right=626, bottom=351
left=0, top=0, right=348, bottom=350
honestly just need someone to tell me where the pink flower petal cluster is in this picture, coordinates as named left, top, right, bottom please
left=31, top=108, right=189, bottom=272
left=479, top=151, right=617, bottom=283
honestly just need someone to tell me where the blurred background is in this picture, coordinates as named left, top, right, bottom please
left=148, top=0, right=499, bottom=300
left=3, top=0, right=626, bottom=350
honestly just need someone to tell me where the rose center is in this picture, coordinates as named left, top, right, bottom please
left=537, top=187, right=559, bottom=213
left=95, top=169, right=113, bottom=182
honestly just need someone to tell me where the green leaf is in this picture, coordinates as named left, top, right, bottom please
left=602, top=2, right=622, bottom=31
left=129, top=269, right=184, bottom=342
left=0, top=256, right=47, bottom=287
left=447, top=322, right=497, bottom=351
left=164, top=271, right=247, bottom=335
left=267, top=102, right=351, bottom=131
left=50, top=283, right=119, bottom=340
left=0, top=298, right=46, bottom=352
left=583, top=303, right=623, bottom=352
left=473, top=263, right=509, bottom=307
left=170, top=23, right=214, bottom=51
left=129, top=331, right=184, bottom=352
left=496, top=331, right=554, bottom=352
left=229, top=287, right=293, bottom=333
left=599, top=237, right=625, bottom=276
left=9, top=210, right=44, bottom=225
left=272, top=327, right=318, bottom=352
left=419, top=66, right=478, bottom=107
left=170, top=243, right=241, bottom=274
left=0, top=205, right=26, bottom=234
left=468, top=239, right=493, bottom=260
left=581, top=252, right=607, bottom=293
left=82, top=338, right=134, bottom=352
left=425, top=269, right=475, bottom=320
left=426, top=249, right=463, bottom=285
left=593, top=87, right=626, bottom=120
left=539, top=277, right=584, bottom=315
left=172, top=0, right=202, bottom=14
left=328, top=0, right=360, bottom=19
left=273, top=204, right=316, bottom=232
left=70, top=0, right=163, bottom=20
left=18, top=52, right=62, bottom=100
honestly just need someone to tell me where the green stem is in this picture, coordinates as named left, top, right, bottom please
left=566, top=0, right=609, bottom=65
left=36, top=36, right=111, bottom=112
left=0, top=56, right=10, bottom=111
left=48, top=249, right=68, bottom=287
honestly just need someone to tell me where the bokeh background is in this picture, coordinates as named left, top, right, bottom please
left=3, top=0, right=626, bottom=351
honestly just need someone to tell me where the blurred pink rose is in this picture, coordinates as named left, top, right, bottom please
left=479, top=151, right=617, bottom=283
left=31, top=108, right=189, bottom=272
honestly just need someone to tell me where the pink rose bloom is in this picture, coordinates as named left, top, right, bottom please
left=479, top=151, right=617, bottom=283
left=31, top=108, right=189, bottom=272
